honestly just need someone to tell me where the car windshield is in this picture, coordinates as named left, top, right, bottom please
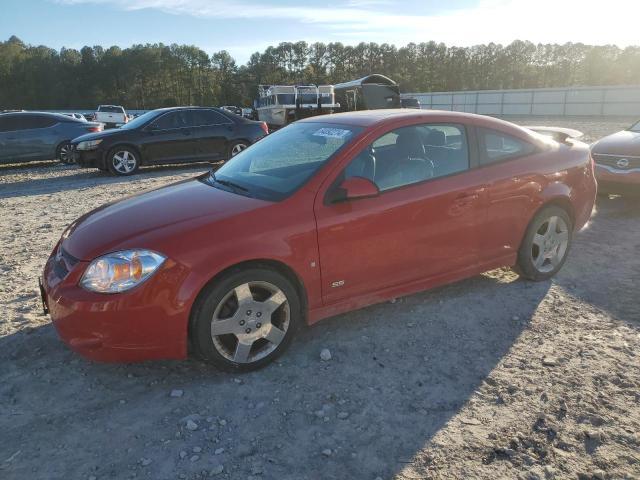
left=205, top=122, right=362, bottom=201
left=629, top=120, right=640, bottom=132
left=119, top=110, right=158, bottom=130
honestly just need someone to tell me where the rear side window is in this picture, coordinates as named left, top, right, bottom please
left=191, top=109, right=232, bottom=126
left=151, top=111, right=190, bottom=130
left=98, top=106, right=125, bottom=113
left=0, top=115, right=56, bottom=131
left=480, top=128, right=536, bottom=165
left=347, top=123, right=469, bottom=192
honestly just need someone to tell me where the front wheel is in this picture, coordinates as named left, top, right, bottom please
left=190, top=268, right=301, bottom=372
left=107, top=147, right=139, bottom=176
left=516, top=206, right=573, bottom=281
left=57, top=142, right=74, bottom=164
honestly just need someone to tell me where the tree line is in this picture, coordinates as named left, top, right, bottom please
left=1, top=35, right=639, bottom=110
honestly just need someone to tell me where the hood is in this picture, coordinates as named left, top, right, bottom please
left=592, top=130, right=640, bottom=157
left=71, top=127, right=130, bottom=144
left=63, top=177, right=270, bottom=261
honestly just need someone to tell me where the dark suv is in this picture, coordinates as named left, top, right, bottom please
left=71, top=107, right=269, bottom=175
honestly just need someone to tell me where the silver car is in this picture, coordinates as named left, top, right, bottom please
left=0, top=112, right=103, bottom=164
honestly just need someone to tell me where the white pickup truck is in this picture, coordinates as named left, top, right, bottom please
left=94, top=105, right=128, bottom=128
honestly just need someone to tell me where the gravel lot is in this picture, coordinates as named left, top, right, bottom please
left=1, top=117, right=639, bottom=480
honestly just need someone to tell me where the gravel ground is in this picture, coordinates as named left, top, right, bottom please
left=0, top=117, right=639, bottom=480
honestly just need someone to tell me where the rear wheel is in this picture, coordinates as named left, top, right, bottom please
left=57, top=142, right=74, bottom=164
left=516, top=206, right=572, bottom=281
left=107, top=147, right=139, bottom=176
left=191, top=267, right=301, bottom=372
left=227, top=141, right=249, bottom=160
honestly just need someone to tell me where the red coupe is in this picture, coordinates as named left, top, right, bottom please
left=41, top=110, right=596, bottom=371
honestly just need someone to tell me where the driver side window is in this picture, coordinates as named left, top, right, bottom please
left=343, top=123, right=469, bottom=192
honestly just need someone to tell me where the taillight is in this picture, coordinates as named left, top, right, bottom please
left=260, top=122, right=268, bottom=135
left=87, top=126, right=102, bottom=132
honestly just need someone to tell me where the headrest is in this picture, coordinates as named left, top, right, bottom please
left=425, top=130, right=446, bottom=147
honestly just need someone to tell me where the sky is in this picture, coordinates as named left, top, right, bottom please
left=1, top=0, right=639, bottom=64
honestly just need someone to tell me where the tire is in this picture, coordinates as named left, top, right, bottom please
left=56, top=141, right=74, bottom=164
left=227, top=140, right=249, bottom=160
left=516, top=206, right=573, bottom=281
left=190, top=267, right=301, bottom=372
left=107, top=146, right=140, bottom=176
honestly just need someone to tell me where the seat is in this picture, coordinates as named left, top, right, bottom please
left=376, top=129, right=433, bottom=190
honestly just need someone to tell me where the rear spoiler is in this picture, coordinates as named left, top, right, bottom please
left=523, top=126, right=584, bottom=144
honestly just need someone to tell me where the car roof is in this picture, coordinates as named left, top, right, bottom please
left=0, top=111, right=75, bottom=121
left=298, top=108, right=537, bottom=138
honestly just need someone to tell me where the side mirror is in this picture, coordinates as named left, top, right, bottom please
left=332, top=177, right=379, bottom=203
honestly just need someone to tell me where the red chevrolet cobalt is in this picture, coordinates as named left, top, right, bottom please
left=41, top=110, right=596, bottom=371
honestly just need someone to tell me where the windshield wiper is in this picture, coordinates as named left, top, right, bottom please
left=211, top=173, right=250, bottom=193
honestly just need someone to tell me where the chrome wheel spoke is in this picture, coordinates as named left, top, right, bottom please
left=233, top=339, right=253, bottom=363
left=533, top=233, right=545, bottom=249
left=262, top=290, right=286, bottom=315
left=556, top=230, right=568, bottom=244
left=547, top=216, right=558, bottom=234
left=211, top=317, right=242, bottom=336
left=263, top=325, right=285, bottom=345
left=234, top=283, right=253, bottom=304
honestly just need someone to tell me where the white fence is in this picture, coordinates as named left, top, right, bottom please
left=402, top=85, right=640, bottom=117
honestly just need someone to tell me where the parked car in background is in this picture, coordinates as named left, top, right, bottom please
left=591, top=120, right=640, bottom=195
left=42, top=109, right=596, bottom=370
left=94, top=105, right=128, bottom=129
left=221, top=105, right=243, bottom=116
left=401, top=98, right=421, bottom=109
left=0, top=111, right=102, bottom=164
left=241, top=107, right=256, bottom=120
left=71, top=106, right=269, bottom=175
left=61, top=112, right=88, bottom=122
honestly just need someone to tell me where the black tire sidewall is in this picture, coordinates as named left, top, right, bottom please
left=107, top=146, right=139, bottom=176
left=190, top=267, right=301, bottom=372
left=517, top=206, right=573, bottom=281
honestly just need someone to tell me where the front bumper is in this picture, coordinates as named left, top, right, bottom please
left=73, top=147, right=106, bottom=169
left=41, top=242, right=190, bottom=362
left=595, top=164, right=640, bottom=194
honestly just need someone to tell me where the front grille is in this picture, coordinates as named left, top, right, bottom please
left=53, top=246, right=79, bottom=279
left=593, top=154, right=640, bottom=170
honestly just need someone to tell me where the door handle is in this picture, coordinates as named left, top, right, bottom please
left=455, top=192, right=479, bottom=203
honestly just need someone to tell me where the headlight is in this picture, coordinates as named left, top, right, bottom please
left=76, top=139, right=103, bottom=151
left=80, top=250, right=166, bottom=293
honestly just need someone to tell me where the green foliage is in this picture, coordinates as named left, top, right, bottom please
left=1, top=37, right=639, bottom=109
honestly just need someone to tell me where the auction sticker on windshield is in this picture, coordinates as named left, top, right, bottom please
left=312, top=127, right=352, bottom=139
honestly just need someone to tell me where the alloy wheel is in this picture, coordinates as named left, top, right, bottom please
left=59, top=143, right=74, bottom=164
left=210, top=281, right=290, bottom=364
left=231, top=143, right=248, bottom=157
left=530, top=215, right=569, bottom=273
left=112, top=150, right=137, bottom=174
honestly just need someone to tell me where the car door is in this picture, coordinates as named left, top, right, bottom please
left=314, top=122, right=487, bottom=305
left=190, top=109, right=233, bottom=161
left=140, top=110, right=197, bottom=163
left=0, top=115, right=21, bottom=162
left=6, top=115, right=59, bottom=161
left=20, top=115, right=61, bottom=160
